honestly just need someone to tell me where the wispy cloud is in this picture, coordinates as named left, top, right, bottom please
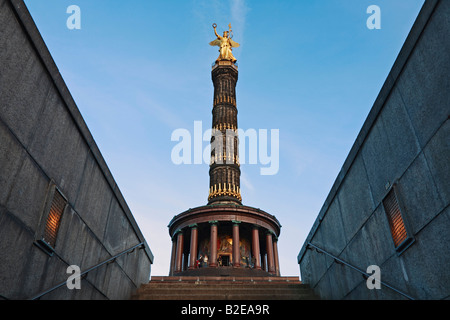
left=240, top=171, right=254, bottom=191
left=230, top=0, right=249, bottom=45
left=192, top=0, right=248, bottom=48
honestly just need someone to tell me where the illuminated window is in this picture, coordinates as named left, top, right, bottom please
left=382, top=186, right=413, bottom=253
left=42, top=188, right=67, bottom=248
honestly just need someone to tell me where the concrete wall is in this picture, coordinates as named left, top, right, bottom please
left=298, top=0, right=449, bottom=300
left=0, top=0, right=153, bottom=299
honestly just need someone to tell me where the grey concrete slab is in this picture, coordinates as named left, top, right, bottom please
left=103, top=197, right=133, bottom=255
left=28, top=86, right=90, bottom=203
left=0, top=23, right=52, bottom=148
left=73, top=155, right=113, bottom=242
left=359, top=206, right=396, bottom=265
left=0, top=121, right=27, bottom=205
left=56, top=207, right=89, bottom=266
left=337, top=155, right=376, bottom=244
left=0, top=0, right=33, bottom=92
left=423, top=120, right=450, bottom=206
left=361, top=88, right=420, bottom=206
left=0, top=209, right=35, bottom=299
left=397, top=153, right=444, bottom=234
left=399, top=207, right=450, bottom=300
left=396, top=0, right=450, bottom=148
left=299, top=248, right=326, bottom=288
left=317, top=199, right=346, bottom=257
left=326, top=262, right=353, bottom=300
left=340, top=232, right=370, bottom=289
left=312, top=268, right=334, bottom=300
left=5, top=154, right=50, bottom=232
left=373, top=254, right=411, bottom=299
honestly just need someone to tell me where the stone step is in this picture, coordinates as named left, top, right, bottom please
left=171, top=267, right=277, bottom=278
left=136, top=289, right=312, bottom=297
left=135, top=287, right=307, bottom=293
left=132, top=276, right=319, bottom=300
left=150, top=275, right=301, bottom=283
left=138, top=281, right=307, bottom=289
left=132, top=291, right=318, bottom=300
left=146, top=282, right=303, bottom=287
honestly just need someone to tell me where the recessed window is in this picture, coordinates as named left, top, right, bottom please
left=42, top=188, right=67, bottom=248
left=382, top=186, right=413, bottom=253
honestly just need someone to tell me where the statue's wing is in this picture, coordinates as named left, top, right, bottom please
left=229, top=39, right=240, bottom=48
left=209, top=39, right=221, bottom=46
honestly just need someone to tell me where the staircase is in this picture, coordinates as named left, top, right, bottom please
left=132, top=275, right=319, bottom=300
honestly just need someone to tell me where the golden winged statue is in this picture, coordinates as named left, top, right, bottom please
left=209, top=23, right=240, bottom=63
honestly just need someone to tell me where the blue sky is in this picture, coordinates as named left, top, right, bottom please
left=24, top=0, right=425, bottom=277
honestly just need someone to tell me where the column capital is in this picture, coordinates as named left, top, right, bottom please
left=189, top=223, right=198, bottom=229
left=209, top=220, right=219, bottom=225
left=232, top=220, right=241, bottom=225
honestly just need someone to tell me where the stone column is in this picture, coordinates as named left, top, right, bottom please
left=169, top=236, right=177, bottom=276
left=261, top=253, right=266, bottom=271
left=209, top=221, right=218, bottom=267
left=188, top=224, right=199, bottom=269
left=174, top=230, right=184, bottom=273
left=232, top=221, right=241, bottom=267
left=183, top=251, right=189, bottom=272
left=251, top=226, right=261, bottom=269
left=208, top=64, right=241, bottom=205
left=266, top=231, right=275, bottom=274
left=273, top=236, right=280, bottom=276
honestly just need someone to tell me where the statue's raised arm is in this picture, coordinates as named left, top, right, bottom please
left=209, top=23, right=222, bottom=47
left=213, top=23, right=220, bottom=38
